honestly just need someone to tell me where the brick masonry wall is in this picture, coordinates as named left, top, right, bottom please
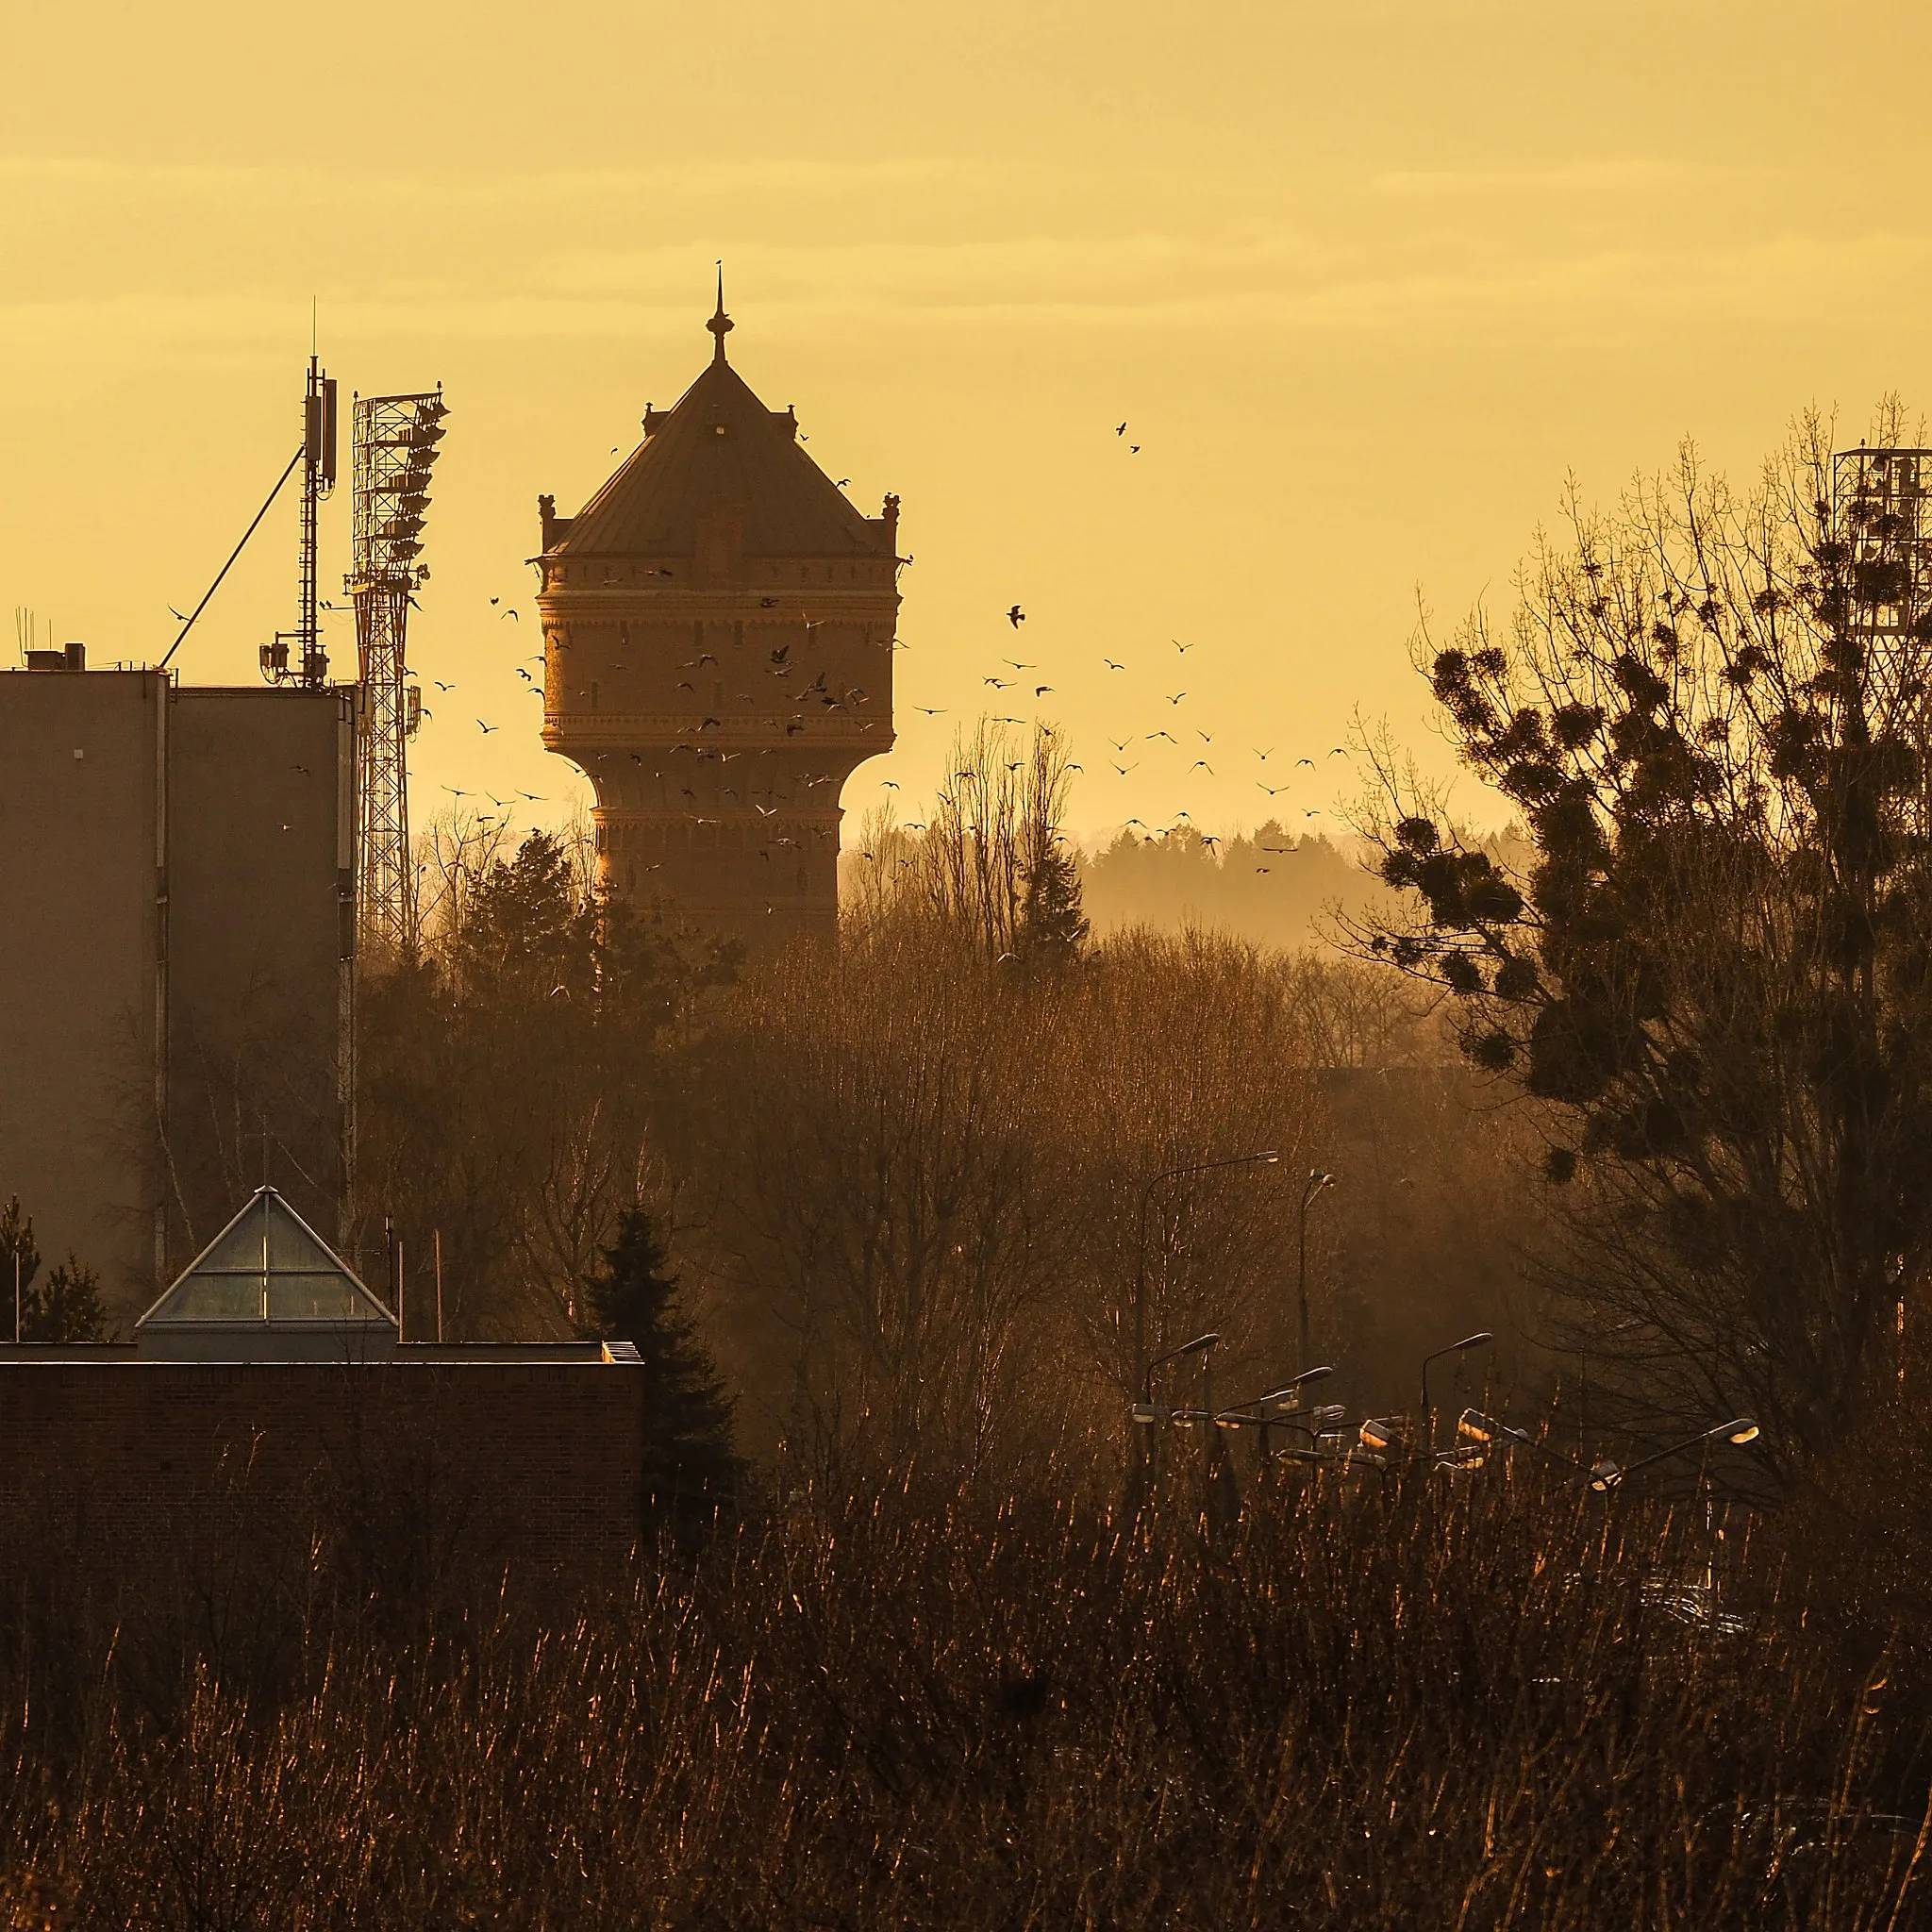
left=0, top=1362, right=646, bottom=1601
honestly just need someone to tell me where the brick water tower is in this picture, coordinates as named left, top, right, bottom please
left=535, top=283, right=900, bottom=942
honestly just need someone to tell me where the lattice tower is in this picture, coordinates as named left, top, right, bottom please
left=1831, top=446, right=1932, bottom=745
left=348, top=389, right=448, bottom=955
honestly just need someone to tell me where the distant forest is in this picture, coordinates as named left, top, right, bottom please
left=1076, top=824, right=1391, bottom=951
left=1074, top=820, right=1528, bottom=952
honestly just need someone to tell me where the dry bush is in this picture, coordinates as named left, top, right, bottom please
left=1, top=1463, right=1928, bottom=1930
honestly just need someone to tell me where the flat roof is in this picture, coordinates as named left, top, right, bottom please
left=0, top=1341, right=636, bottom=1365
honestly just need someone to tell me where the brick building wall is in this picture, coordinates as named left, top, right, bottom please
left=0, top=1360, right=646, bottom=1599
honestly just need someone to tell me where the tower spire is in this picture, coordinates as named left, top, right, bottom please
left=707, top=262, right=733, bottom=362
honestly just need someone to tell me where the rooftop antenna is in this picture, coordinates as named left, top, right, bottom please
left=258, top=344, right=338, bottom=688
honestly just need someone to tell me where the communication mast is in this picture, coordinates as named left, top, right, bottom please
left=258, top=357, right=339, bottom=687
left=348, top=388, right=449, bottom=955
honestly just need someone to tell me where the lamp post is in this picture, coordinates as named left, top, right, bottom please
left=1131, top=1149, right=1279, bottom=1415
left=1457, top=1407, right=1593, bottom=1480
left=1295, top=1170, right=1336, bottom=1367
left=1590, top=1419, right=1760, bottom=1492
left=1141, top=1330, right=1222, bottom=1406
left=1420, top=1330, right=1493, bottom=1449
left=1129, top=1330, right=1219, bottom=1513
left=1214, top=1364, right=1335, bottom=1468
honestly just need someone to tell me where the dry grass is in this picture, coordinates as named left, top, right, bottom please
left=0, top=1453, right=1926, bottom=1930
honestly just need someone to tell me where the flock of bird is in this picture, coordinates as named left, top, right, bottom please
left=371, top=413, right=1350, bottom=872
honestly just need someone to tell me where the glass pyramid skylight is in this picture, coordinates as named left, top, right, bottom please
left=139, top=1188, right=396, bottom=1328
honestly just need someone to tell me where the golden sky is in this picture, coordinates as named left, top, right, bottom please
left=3, top=0, right=1928, bottom=844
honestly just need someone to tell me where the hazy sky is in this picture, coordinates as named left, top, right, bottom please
left=4, top=0, right=1928, bottom=846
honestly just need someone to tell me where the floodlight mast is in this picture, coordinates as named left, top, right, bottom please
left=349, top=388, right=448, bottom=957
left=1831, top=444, right=1932, bottom=751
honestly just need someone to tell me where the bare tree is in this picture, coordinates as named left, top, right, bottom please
left=1351, top=408, right=1932, bottom=1472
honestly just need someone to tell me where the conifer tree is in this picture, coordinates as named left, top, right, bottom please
left=0, top=1203, right=104, bottom=1341
left=0, top=1197, right=38, bottom=1340
left=25, top=1257, right=104, bottom=1343
left=1016, top=841, right=1090, bottom=968
left=589, top=1209, right=742, bottom=1541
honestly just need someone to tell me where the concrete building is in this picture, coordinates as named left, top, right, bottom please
left=536, top=289, right=899, bottom=943
left=0, top=656, right=354, bottom=1318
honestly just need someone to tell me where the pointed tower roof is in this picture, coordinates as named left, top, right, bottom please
left=137, top=1188, right=395, bottom=1347
left=550, top=293, right=893, bottom=561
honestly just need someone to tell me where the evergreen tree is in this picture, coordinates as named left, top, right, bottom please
left=1016, top=841, right=1090, bottom=969
left=0, top=1196, right=38, bottom=1340
left=589, top=1209, right=742, bottom=1541
left=24, top=1257, right=104, bottom=1343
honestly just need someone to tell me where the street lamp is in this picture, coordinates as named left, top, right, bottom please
left=1296, top=1170, right=1337, bottom=1366
left=1127, top=1150, right=1279, bottom=1511
left=1213, top=1364, right=1335, bottom=1463
left=1421, top=1330, right=1493, bottom=1447
left=1590, top=1418, right=1760, bottom=1492
left=1140, top=1329, right=1221, bottom=1406
left=1457, top=1407, right=1592, bottom=1479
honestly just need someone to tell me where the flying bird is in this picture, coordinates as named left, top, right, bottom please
left=1174, top=639, right=1196, bottom=654
left=915, top=706, right=948, bottom=715
left=1148, top=730, right=1176, bottom=743
left=1165, top=691, right=1186, bottom=705
left=1115, top=422, right=1127, bottom=436
left=1297, top=758, right=1314, bottom=768
left=434, top=680, right=456, bottom=691
left=985, top=676, right=1014, bottom=689
left=477, top=720, right=498, bottom=734
left=501, top=609, right=520, bottom=621
left=1103, top=658, right=1125, bottom=671
left=1035, top=685, right=1053, bottom=696
left=1006, top=606, right=1025, bottom=627
left=1259, top=782, right=1288, bottom=795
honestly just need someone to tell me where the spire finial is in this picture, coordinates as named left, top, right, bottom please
left=707, top=262, right=733, bottom=362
